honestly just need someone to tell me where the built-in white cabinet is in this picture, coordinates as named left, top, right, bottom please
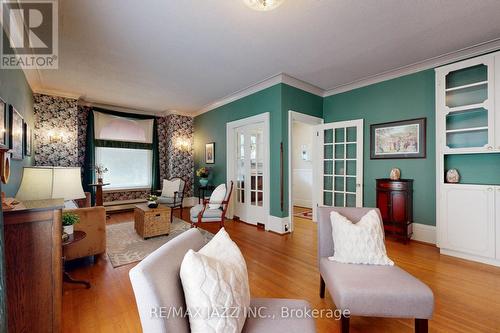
left=436, top=51, right=500, bottom=267
left=440, top=184, right=496, bottom=259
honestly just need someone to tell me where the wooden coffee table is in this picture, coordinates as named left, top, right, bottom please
left=134, top=203, right=171, bottom=239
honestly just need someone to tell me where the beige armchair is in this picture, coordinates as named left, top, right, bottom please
left=64, top=193, right=106, bottom=261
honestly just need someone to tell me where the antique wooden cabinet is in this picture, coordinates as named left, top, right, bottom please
left=376, top=179, right=413, bottom=243
left=3, top=199, right=63, bottom=333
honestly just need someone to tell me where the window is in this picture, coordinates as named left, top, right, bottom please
left=95, top=147, right=152, bottom=190
left=93, top=111, right=155, bottom=190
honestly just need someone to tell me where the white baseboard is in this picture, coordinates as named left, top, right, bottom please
left=411, top=223, right=436, bottom=244
left=183, top=197, right=198, bottom=207
left=293, top=199, right=312, bottom=208
left=440, top=249, right=500, bottom=267
left=266, top=216, right=291, bottom=234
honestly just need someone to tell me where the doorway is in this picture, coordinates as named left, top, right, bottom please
left=288, top=111, right=323, bottom=226
left=314, top=119, right=364, bottom=208
left=227, top=113, right=270, bottom=226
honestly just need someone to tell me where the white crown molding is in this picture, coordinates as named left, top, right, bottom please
left=193, top=73, right=324, bottom=117
left=194, top=73, right=283, bottom=116
left=33, top=88, right=80, bottom=100
left=323, top=38, right=500, bottom=97
left=281, top=74, right=324, bottom=97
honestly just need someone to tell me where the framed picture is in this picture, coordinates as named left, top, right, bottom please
left=370, top=118, right=426, bottom=159
left=0, top=98, right=6, bottom=147
left=24, top=122, right=32, bottom=156
left=205, top=142, right=215, bottom=164
left=9, top=105, right=24, bottom=160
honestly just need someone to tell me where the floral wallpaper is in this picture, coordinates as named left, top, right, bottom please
left=33, top=94, right=79, bottom=166
left=165, top=114, right=194, bottom=196
left=33, top=94, right=194, bottom=202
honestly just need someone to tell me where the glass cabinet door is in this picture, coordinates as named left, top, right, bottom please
left=439, top=57, right=495, bottom=152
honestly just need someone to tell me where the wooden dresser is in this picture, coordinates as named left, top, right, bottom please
left=376, top=179, right=413, bottom=243
left=3, top=199, right=64, bottom=333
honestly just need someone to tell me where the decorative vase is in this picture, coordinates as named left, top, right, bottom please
left=147, top=201, right=158, bottom=208
left=63, top=225, right=74, bottom=235
left=389, top=168, right=401, bottom=180
left=97, top=177, right=103, bottom=184
left=446, top=169, right=460, bottom=183
left=199, top=178, right=209, bottom=187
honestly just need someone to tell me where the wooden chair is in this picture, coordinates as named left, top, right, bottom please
left=190, top=181, right=233, bottom=228
left=157, top=177, right=186, bottom=220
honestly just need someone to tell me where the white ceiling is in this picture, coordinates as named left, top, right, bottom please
left=27, top=0, right=500, bottom=115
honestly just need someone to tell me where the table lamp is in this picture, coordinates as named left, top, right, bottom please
left=15, top=167, right=85, bottom=201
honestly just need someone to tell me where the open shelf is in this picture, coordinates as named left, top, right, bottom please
left=445, top=80, right=487, bottom=92
left=446, top=103, right=486, bottom=113
left=445, top=126, right=488, bottom=134
left=444, top=153, right=500, bottom=185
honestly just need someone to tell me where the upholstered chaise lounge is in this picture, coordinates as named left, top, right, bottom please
left=317, top=207, right=434, bottom=333
left=129, top=228, right=316, bottom=333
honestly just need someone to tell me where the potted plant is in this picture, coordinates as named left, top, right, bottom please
left=94, top=164, right=109, bottom=183
left=62, top=212, right=79, bottom=235
left=147, top=194, right=158, bottom=208
left=196, top=167, right=211, bottom=186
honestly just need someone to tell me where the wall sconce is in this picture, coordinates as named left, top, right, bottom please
left=48, top=130, right=64, bottom=143
left=175, top=137, right=190, bottom=152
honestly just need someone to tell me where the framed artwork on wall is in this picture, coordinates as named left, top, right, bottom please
left=0, top=98, right=6, bottom=147
left=9, top=105, right=24, bottom=160
left=370, top=117, right=426, bottom=159
left=205, top=142, right=215, bottom=164
left=24, top=122, right=32, bottom=156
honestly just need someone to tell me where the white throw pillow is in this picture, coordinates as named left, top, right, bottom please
left=180, top=228, right=250, bottom=333
left=329, top=210, right=394, bottom=266
left=208, top=183, right=226, bottom=209
left=161, top=179, right=180, bottom=197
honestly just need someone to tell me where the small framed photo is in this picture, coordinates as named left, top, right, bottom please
left=24, top=122, right=32, bottom=156
left=0, top=98, right=6, bottom=147
left=370, top=118, right=426, bottom=159
left=205, top=142, right=215, bottom=164
left=9, top=105, right=24, bottom=160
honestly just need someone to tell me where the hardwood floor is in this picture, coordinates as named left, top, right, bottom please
left=62, top=208, right=500, bottom=333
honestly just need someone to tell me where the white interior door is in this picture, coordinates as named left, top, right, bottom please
left=234, top=122, right=268, bottom=225
left=314, top=119, right=364, bottom=207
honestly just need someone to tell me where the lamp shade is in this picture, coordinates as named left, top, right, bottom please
left=15, top=167, right=85, bottom=201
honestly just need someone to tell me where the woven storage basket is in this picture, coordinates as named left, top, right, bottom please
left=134, top=204, right=171, bottom=238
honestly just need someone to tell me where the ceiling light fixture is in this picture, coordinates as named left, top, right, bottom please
left=244, top=0, right=285, bottom=11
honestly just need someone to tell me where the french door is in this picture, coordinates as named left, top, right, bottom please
left=232, top=121, right=269, bottom=225
left=315, top=119, right=364, bottom=208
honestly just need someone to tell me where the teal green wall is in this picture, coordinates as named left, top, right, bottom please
left=0, top=62, right=34, bottom=197
left=194, top=84, right=282, bottom=216
left=194, top=83, right=322, bottom=218
left=280, top=84, right=323, bottom=216
left=323, top=70, right=436, bottom=226
left=445, top=154, right=500, bottom=185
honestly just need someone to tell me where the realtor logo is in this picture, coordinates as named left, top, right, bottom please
left=1, top=0, right=58, bottom=69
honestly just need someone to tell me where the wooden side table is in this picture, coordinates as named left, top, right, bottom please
left=62, top=230, right=91, bottom=288
left=88, top=182, right=110, bottom=206
left=198, top=185, right=215, bottom=204
left=134, top=203, right=171, bottom=239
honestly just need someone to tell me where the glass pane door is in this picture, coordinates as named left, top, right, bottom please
left=233, top=122, right=267, bottom=225
left=249, top=129, right=264, bottom=207
left=236, top=131, right=245, bottom=204
left=318, top=120, right=363, bottom=208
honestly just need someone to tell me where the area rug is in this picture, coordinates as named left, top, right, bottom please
left=106, top=217, right=214, bottom=268
left=294, top=209, right=313, bottom=220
